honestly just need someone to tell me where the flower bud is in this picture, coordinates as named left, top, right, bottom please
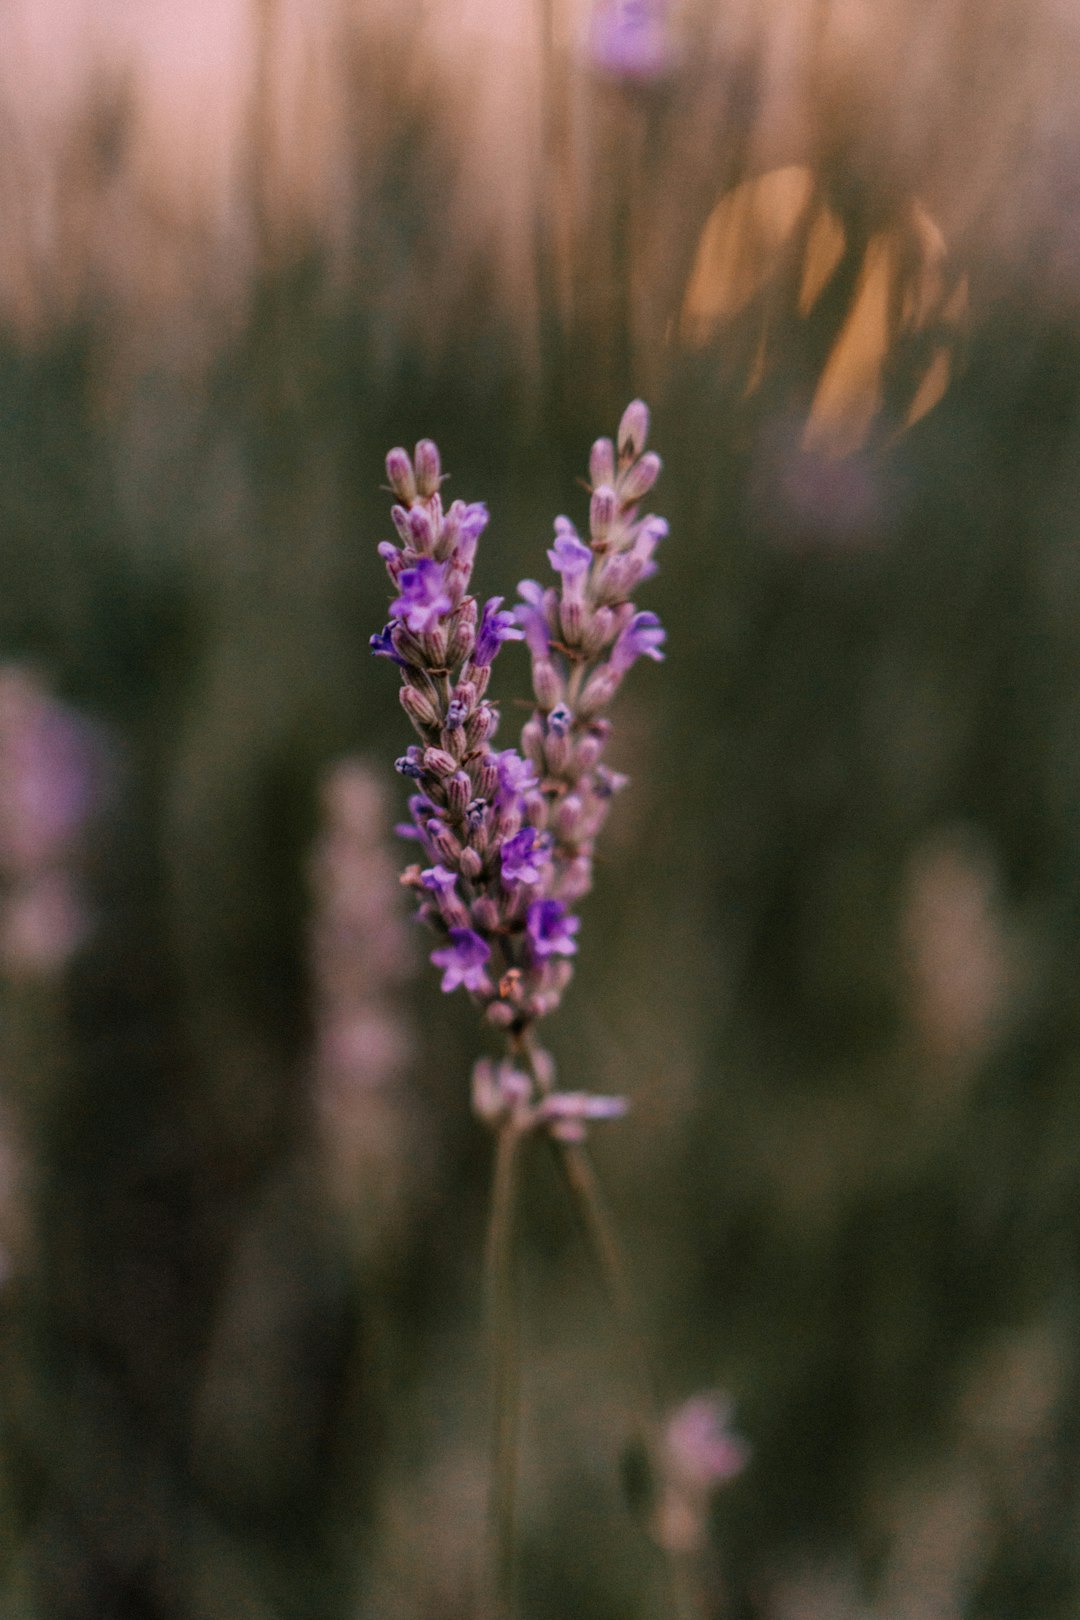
left=532, top=659, right=563, bottom=711
left=459, top=845, right=484, bottom=879
left=573, top=732, right=604, bottom=772
left=423, top=747, right=458, bottom=778
left=582, top=606, right=617, bottom=659
left=559, top=597, right=585, bottom=646
left=589, top=484, right=617, bottom=545
left=476, top=758, right=500, bottom=800
left=385, top=447, right=417, bottom=503
left=407, top=503, right=435, bottom=553
left=447, top=770, right=471, bottom=819
left=466, top=702, right=498, bottom=749
left=485, top=999, right=516, bottom=1029
left=426, top=818, right=461, bottom=864
left=521, top=716, right=545, bottom=770
left=555, top=792, right=585, bottom=842
left=447, top=601, right=478, bottom=665
left=618, top=451, right=661, bottom=506
left=589, top=436, right=616, bottom=488
left=400, top=684, right=438, bottom=729
left=390, top=504, right=412, bottom=543
left=414, top=439, right=442, bottom=497
left=617, top=399, right=650, bottom=460
left=578, top=665, right=621, bottom=718
left=471, top=895, right=501, bottom=932
left=558, top=854, right=594, bottom=901
left=544, top=730, right=572, bottom=775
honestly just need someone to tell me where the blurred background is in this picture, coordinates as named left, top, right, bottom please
left=1, top=0, right=1080, bottom=1615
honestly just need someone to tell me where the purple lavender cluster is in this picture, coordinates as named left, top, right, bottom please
left=371, top=402, right=666, bottom=1035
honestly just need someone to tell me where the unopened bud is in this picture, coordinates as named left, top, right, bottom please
left=545, top=730, right=572, bottom=774
left=385, top=447, right=417, bottom=503
left=578, top=665, right=621, bottom=718
left=466, top=702, right=498, bottom=749
left=559, top=597, right=584, bottom=646
left=407, top=504, right=435, bottom=552
left=485, top=999, right=516, bottom=1029
left=521, top=716, right=545, bottom=770
left=589, top=484, right=617, bottom=544
left=447, top=770, right=471, bottom=819
left=423, top=747, right=458, bottom=778
left=426, top=818, right=461, bottom=864
left=532, top=659, right=563, bottom=711
left=617, top=399, right=650, bottom=460
left=460, top=845, right=484, bottom=879
left=582, top=606, right=616, bottom=658
left=618, top=451, right=661, bottom=505
left=589, top=436, right=616, bottom=488
left=414, top=439, right=442, bottom=497
left=471, top=896, right=501, bottom=932
left=476, top=758, right=500, bottom=800
left=400, top=684, right=438, bottom=729
left=555, top=793, right=585, bottom=842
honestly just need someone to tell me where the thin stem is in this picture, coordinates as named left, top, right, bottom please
left=553, top=1136, right=697, bottom=1620
left=483, top=1118, right=526, bottom=1617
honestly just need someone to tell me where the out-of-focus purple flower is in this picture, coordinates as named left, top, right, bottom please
left=391, top=558, right=452, bottom=634
left=588, top=0, right=674, bottom=83
left=514, top=580, right=553, bottom=660
left=535, top=1089, right=629, bottom=1143
left=526, top=899, right=580, bottom=959
left=430, top=927, right=491, bottom=993
left=420, top=864, right=458, bottom=896
left=500, top=827, right=551, bottom=887
left=664, top=1394, right=750, bottom=1489
left=495, top=749, right=539, bottom=804
left=610, top=610, right=666, bottom=674
left=474, top=596, right=524, bottom=667
left=547, top=528, right=592, bottom=580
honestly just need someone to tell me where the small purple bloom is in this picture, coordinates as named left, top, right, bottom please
left=514, top=580, right=553, bottom=660
left=394, top=746, right=426, bottom=779
left=391, top=557, right=452, bottom=634
left=547, top=528, right=592, bottom=580
left=370, top=624, right=408, bottom=665
left=430, top=927, right=491, bottom=993
left=421, top=864, right=458, bottom=895
left=495, top=749, right=539, bottom=805
left=589, top=0, right=674, bottom=82
left=474, top=596, right=525, bottom=666
left=610, top=610, right=666, bottom=674
left=547, top=704, right=573, bottom=737
left=500, top=827, right=551, bottom=886
left=526, top=898, right=580, bottom=959
left=454, top=501, right=490, bottom=547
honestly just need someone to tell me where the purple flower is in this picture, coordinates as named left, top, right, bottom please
left=589, top=0, right=674, bottom=82
left=514, top=580, right=553, bottom=659
left=474, top=596, right=525, bottom=666
left=394, top=746, right=426, bottom=779
left=547, top=527, right=592, bottom=580
left=421, top=864, right=458, bottom=896
left=370, top=623, right=408, bottom=665
left=500, top=827, right=551, bottom=886
left=610, top=610, right=666, bottom=673
left=391, top=557, right=452, bottom=634
left=495, top=749, right=539, bottom=806
left=430, top=927, right=491, bottom=993
left=526, top=899, right=580, bottom=959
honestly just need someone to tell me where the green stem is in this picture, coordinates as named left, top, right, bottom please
left=483, top=1118, right=526, bottom=1617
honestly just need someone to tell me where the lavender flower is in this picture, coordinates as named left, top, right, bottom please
left=588, top=0, right=675, bottom=82
left=371, top=404, right=666, bottom=1047
left=430, top=927, right=491, bottom=993
left=525, top=898, right=580, bottom=959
